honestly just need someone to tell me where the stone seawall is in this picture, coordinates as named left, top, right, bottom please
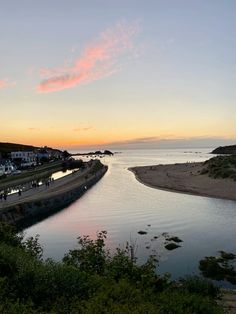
left=0, top=166, right=107, bottom=229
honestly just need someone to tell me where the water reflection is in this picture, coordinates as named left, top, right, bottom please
left=24, top=149, right=236, bottom=288
left=4, top=169, right=76, bottom=196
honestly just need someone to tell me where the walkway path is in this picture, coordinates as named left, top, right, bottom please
left=0, top=163, right=95, bottom=209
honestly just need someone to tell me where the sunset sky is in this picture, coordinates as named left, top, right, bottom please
left=1, top=0, right=235, bottom=149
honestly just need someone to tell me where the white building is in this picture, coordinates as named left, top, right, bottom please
left=0, top=165, right=4, bottom=176
left=11, top=151, right=36, bottom=165
left=0, top=162, right=17, bottom=175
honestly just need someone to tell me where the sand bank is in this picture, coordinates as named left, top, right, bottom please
left=130, top=162, right=236, bottom=201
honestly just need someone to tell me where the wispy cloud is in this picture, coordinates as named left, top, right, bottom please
left=103, top=136, right=236, bottom=149
left=28, top=127, right=40, bottom=131
left=73, top=126, right=93, bottom=132
left=37, top=21, right=140, bottom=93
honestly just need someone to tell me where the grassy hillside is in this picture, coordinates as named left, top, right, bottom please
left=0, top=142, right=39, bottom=158
left=0, top=142, right=63, bottom=159
left=202, top=155, right=236, bottom=180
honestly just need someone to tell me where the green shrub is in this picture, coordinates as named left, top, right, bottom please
left=157, top=289, right=223, bottom=314
left=205, top=156, right=236, bottom=180
left=0, top=223, right=224, bottom=313
left=180, top=275, right=220, bottom=298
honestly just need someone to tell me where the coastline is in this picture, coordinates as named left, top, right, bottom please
left=129, top=162, right=236, bottom=201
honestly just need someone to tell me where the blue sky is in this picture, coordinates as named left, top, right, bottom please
left=0, top=0, right=235, bottom=149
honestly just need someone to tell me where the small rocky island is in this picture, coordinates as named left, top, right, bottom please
left=72, top=150, right=113, bottom=156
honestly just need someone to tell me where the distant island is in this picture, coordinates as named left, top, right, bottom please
left=72, top=150, right=113, bottom=156
left=211, top=144, right=236, bottom=155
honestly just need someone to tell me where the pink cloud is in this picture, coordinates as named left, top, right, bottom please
left=37, top=21, right=140, bottom=93
left=0, top=79, right=8, bottom=89
left=0, top=78, right=16, bottom=89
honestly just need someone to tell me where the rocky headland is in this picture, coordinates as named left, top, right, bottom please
left=211, top=144, right=236, bottom=155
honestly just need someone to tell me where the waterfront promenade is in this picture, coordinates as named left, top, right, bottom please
left=0, top=161, right=106, bottom=210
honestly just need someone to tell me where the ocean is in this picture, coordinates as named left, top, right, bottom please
left=25, top=148, right=236, bottom=288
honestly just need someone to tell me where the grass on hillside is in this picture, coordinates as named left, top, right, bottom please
left=201, top=155, right=236, bottom=181
left=0, top=142, right=38, bottom=159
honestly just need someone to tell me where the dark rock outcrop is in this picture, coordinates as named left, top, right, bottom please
left=104, top=150, right=113, bottom=155
left=72, top=150, right=114, bottom=156
left=211, top=145, right=236, bottom=155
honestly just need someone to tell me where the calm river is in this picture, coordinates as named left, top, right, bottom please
left=25, top=149, right=236, bottom=288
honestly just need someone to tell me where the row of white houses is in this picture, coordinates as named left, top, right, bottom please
left=0, top=148, right=64, bottom=176
left=10, top=148, right=63, bottom=164
left=11, top=151, right=36, bottom=164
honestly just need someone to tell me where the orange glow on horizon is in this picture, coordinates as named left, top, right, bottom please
left=1, top=115, right=235, bottom=150
left=2, top=130, right=236, bottom=150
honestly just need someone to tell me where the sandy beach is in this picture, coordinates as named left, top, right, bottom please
left=130, top=162, right=236, bottom=201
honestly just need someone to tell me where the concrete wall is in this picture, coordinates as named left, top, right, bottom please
left=0, top=166, right=107, bottom=229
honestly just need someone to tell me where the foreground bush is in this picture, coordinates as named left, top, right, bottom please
left=0, top=223, right=223, bottom=313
